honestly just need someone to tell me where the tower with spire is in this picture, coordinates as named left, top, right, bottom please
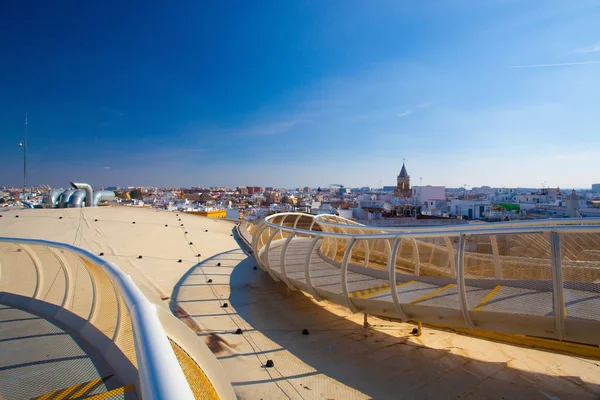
left=394, top=160, right=411, bottom=198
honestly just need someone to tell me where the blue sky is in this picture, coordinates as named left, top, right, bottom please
left=1, top=1, right=599, bottom=189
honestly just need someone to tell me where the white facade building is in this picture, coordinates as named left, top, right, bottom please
left=412, top=186, right=445, bottom=204
left=449, top=199, right=491, bottom=220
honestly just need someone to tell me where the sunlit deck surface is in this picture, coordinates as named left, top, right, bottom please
left=1, top=207, right=599, bottom=399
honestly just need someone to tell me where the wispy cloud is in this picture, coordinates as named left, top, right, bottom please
left=103, top=166, right=111, bottom=170
left=511, top=60, right=600, bottom=68
left=397, top=102, right=431, bottom=118
left=573, top=42, right=600, bottom=54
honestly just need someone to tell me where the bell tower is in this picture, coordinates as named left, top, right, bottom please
left=395, top=160, right=411, bottom=198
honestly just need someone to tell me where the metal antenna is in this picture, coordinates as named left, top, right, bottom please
left=24, top=112, right=28, bottom=200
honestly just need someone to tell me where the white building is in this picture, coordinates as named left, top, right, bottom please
left=449, top=199, right=491, bottom=220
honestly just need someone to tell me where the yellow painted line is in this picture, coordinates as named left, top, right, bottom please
left=349, top=280, right=415, bottom=299
left=411, top=283, right=455, bottom=305
left=69, top=377, right=105, bottom=398
left=31, top=376, right=106, bottom=400
left=474, top=285, right=503, bottom=311
left=83, top=384, right=135, bottom=400
left=349, top=283, right=389, bottom=299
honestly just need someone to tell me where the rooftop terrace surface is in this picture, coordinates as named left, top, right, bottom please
left=1, top=207, right=599, bottom=399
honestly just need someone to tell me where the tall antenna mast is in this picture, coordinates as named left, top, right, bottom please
left=24, top=112, right=28, bottom=200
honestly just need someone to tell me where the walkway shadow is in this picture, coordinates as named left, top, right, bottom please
left=170, top=227, right=600, bottom=399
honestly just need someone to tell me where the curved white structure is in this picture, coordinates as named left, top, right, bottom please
left=249, top=213, right=600, bottom=346
left=0, top=237, right=234, bottom=399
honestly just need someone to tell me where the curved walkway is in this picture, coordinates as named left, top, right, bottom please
left=0, top=303, right=133, bottom=399
left=262, top=237, right=600, bottom=346
left=172, top=230, right=600, bottom=399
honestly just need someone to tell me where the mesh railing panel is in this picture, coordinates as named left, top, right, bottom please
left=0, top=242, right=139, bottom=369
left=561, top=232, right=600, bottom=323
left=33, top=245, right=68, bottom=306
left=169, top=339, right=219, bottom=400
left=0, top=243, right=38, bottom=298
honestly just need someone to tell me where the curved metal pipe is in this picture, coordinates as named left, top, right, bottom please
left=49, top=189, right=63, bottom=207
left=94, top=190, right=116, bottom=206
left=60, top=190, right=76, bottom=208
left=68, top=190, right=86, bottom=208
left=71, top=182, right=94, bottom=207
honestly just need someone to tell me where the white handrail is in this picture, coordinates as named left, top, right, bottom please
left=263, top=214, right=600, bottom=239
left=249, top=213, right=600, bottom=345
left=0, top=237, right=195, bottom=400
left=312, top=214, right=600, bottom=232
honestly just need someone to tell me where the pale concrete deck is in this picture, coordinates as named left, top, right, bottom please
left=174, top=239, right=600, bottom=399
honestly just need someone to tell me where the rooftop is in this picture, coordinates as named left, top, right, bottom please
left=0, top=206, right=599, bottom=399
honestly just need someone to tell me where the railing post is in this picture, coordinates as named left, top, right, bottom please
left=356, top=228, right=370, bottom=268
left=363, top=239, right=370, bottom=268
left=252, top=223, right=269, bottom=272
left=444, top=237, right=457, bottom=277
left=457, top=234, right=474, bottom=330
left=293, top=214, right=302, bottom=229
left=304, top=235, right=323, bottom=301
left=278, top=214, right=288, bottom=240
left=490, top=235, right=502, bottom=278
left=331, top=233, right=338, bottom=263
left=388, top=236, right=409, bottom=321
left=341, top=237, right=358, bottom=312
left=263, top=229, right=282, bottom=282
left=411, top=238, right=420, bottom=275
left=18, top=244, right=43, bottom=299
left=279, top=232, right=297, bottom=290
left=550, top=231, right=566, bottom=341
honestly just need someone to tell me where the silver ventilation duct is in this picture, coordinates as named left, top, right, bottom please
left=46, top=183, right=115, bottom=208
left=94, top=190, right=116, bottom=205
left=59, top=190, right=76, bottom=207
left=48, top=189, right=63, bottom=206
left=70, top=182, right=94, bottom=207
left=68, top=190, right=86, bottom=208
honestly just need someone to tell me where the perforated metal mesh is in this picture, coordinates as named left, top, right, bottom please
left=169, top=339, right=219, bottom=400
left=0, top=243, right=140, bottom=372
left=0, top=242, right=37, bottom=298
left=561, top=232, right=600, bottom=323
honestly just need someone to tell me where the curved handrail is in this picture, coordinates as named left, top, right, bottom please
left=263, top=213, right=600, bottom=239
left=251, top=213, right=600, bottom=346
left=309, top=213, right=600, bottom=232
left=0, top=237, right=195, bottom=400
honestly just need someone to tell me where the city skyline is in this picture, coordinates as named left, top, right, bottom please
left=1, top=1, right=599, bottom=189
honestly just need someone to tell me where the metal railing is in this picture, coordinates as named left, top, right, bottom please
left=249, top=213, right=600, bottom=345
left=0, top=237, right=195, bottom=400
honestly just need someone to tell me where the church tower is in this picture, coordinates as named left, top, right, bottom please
left=395, top=162, right=411, bottom=198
